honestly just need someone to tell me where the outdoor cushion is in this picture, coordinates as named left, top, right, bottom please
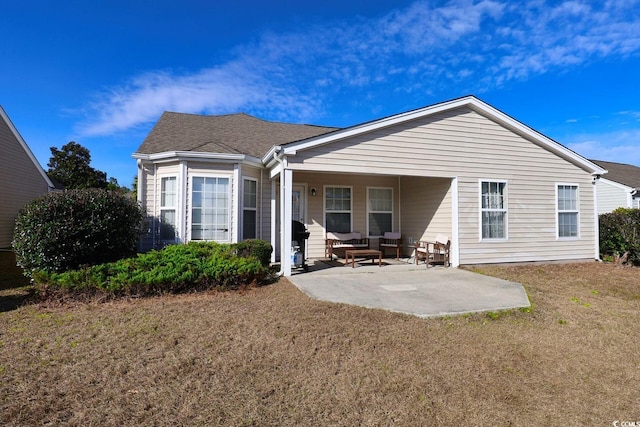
left=327, top=232, right=362, bottom=241
left=382, top=232, right=402, bottom=240
left=325, top=231, right=370, bottom=259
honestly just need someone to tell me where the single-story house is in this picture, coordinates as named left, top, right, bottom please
left=133, top=95, right=607, bottom=276
left=590, top=159, right=640, bottom=213
left=0, top=106, right=55, bottom=249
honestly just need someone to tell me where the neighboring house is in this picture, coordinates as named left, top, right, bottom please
left=590, top=159, right=640, bottom=213
left=133, top=95, right=607, bottom=276
left=0, top=106, right=54, bottom=248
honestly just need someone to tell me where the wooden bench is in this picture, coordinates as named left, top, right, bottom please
left=344, top=249, right=382, bottom=268
left=325, top=232, right=370, bottom=259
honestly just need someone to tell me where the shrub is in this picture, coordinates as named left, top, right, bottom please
left=33, top=241, right=275, bottom=297
left=599, top=208, right=640, bottom=265
left=235, top=239, right=272, bottom=266
left=13, top=189, right=145, bottom=276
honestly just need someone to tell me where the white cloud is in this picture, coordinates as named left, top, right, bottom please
left=77, top=0, right=640, bottom=136
left=78, top=66, right=322, bottom=136
left=567, top=129, right=640, bottom=166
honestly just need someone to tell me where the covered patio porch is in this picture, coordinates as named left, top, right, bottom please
left=269, top=168, right=459, bottom=276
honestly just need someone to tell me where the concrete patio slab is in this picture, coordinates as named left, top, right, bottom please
left=287, top=261, right=530, bottom=318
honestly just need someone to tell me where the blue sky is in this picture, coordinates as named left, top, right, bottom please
left=2, top=0, right=640, bottom=187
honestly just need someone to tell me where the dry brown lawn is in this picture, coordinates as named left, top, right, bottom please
left=1, top=262, right=639, bottom=426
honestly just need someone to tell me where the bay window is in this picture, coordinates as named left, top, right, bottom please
left=191, top=176, right=230, bottom=241
left=243, top=178, right=257, bottom=240
left=160, top=176, right=177, bottom=241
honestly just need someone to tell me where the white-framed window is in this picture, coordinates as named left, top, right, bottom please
left=557, top=184, right=579, bottom=238
left=160, top=176, right=177, bottom=241
left=243, top=178, right=257, bottom=240
left=367, top=187, right=393, bottom=237
left=325, top=186, right=352, bottom=233
left=191, top=176, right=230, bottom=242
left=480, top=180, right=507, bottom=240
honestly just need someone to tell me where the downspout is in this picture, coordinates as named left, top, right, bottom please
left=273, top=147, right=286, bottom=276
left=592, top=174, right=601, bottom=261
left=259, top=167, right=263, bottom=239
left=397, top=175, right=401, bottom=234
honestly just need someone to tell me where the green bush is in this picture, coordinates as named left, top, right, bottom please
left=33, top=241, right=275, bottom=297
left=236, top=239, right=272, bottom=266
left=599, top=208, right=640, bottom=265
left=13, top=189, right=145, bottom=276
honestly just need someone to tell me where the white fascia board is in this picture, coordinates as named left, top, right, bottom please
left=133, top=151, right=263, bottom=167
left=269, top=163, right=283, bottom=179
left=0, top=105, right=55, bottom=189
left=280, top=96, right=607, bottom=175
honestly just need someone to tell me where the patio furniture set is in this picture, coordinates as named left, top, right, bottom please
left=324, top=231, right=450, bottom=268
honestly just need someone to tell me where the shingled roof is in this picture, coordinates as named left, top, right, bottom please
left=135, top=112, right=339, bottom=158
left=591, top=159, right=640, bottom=189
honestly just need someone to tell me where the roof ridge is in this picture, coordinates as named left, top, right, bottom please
left=161, top=110, right=340, bottom=129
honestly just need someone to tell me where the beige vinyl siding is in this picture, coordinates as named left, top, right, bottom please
left=138, top=162, right=157, bottom=250
left=151, top=163, right=181, bottom=218
left=139, top=162, right=157, bottom=215
left=596, top=179, right=630, bottom=213
left=289, top=107, right=596, bottom=264
left=0, top=117, right=50, bottom=248
left=293, top=172, right=400, bottom=258
left=400, top=177, right=452, bottom=256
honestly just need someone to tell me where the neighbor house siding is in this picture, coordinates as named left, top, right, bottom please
left=289, top=107, right=596, bottom=264
left=0, top=112, right=51, bottom=248
left=596, top=179, right=631, bottom=213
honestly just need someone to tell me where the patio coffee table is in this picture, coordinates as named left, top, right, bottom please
left=344, top=249, right=382, bottom=268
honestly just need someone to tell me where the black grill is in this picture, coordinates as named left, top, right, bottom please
left=292, top=220, right=310, bottom=271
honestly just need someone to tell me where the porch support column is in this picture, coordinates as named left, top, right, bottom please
left=451, top=177, right=460, bottom=267
left=270, top=178, right=277, bottom=263
left=281, top=168, right=293, bottom=276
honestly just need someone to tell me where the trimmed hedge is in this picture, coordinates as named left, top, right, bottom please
left=33, top=241, right=275, bottom=297
left=236, top=239, right=272, bottom=266
left=13, top=189, right=145, bottom=276
left=599, top=208, right=640, bottom=265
